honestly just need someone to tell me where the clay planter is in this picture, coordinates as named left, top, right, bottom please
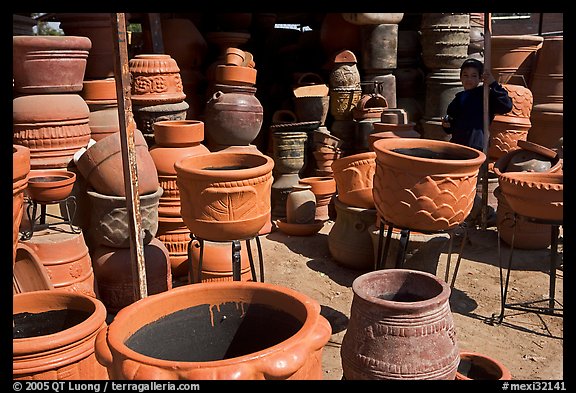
left=329, top=87, right=362, bottom=120
left=293, top=96, right=330, bottom=125
left=91, top=238, right=172, bottom=314
left=340, top=269, right=459, bottom=380
left=13, top=144, right=30, bottom=267
left=13, top=289, right=109, bottom=380
left=352, top=94, right=388, bottom=120
left=76, top=128, right=159, bottom=197
left=13, top=94, right=92, bottom=170
left=26, top=169, right=76, bottom=203
left=23, top=226, right=98, bottom=298
left=159, top=18, right=207, bottom=70
left=490, top=35, right=543, bottom=84
left=299, top=176, right=337, bottom=221
left=174, top=152, right=274, bottom=242
left=456, top=351, right=512, bottom=380
left=13, top=242, right=53, bottom=294
left=370, top=122, right=421, bottom=146
left=497, top=171, right=563, bottom=222
left=94, top=281, right=332, bottom=379
left=332, top=151, right=376, bottom=209
left=189, top=240, right=252, bottom=283
left=488, top=129, right=528, bottom=162
left=12, top=35, right=91, bottom=94
left=81, top=78, right=119, bottom=141
left=86, top=187, right=162, bottom=249
left=527, top=103, right=563, bottom=149
left=373, top=138, right=485, bottom=232
left=156, top=215, right=192, bottom=279
left=129, top=54, right=186, bottom=105
left=215, top=65, right=257, bottom=86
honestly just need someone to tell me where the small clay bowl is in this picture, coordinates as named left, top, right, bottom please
left=26, top=169, right=76, bottom=203
left=215, top=65, right=257, bottom=86
left=276, top=219, right=324, bottom=237
left=224, top=47, right=245, bottom=66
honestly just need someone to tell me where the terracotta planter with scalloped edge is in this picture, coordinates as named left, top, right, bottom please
left=94, top=281, right=332, bottom=379
left=373, top=138, right=485, bottom=232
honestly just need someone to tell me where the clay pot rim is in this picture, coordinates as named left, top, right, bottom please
left=331, top=151, right=376, bottom=172
left=215, top=65, right=257, bottom=86
left=276, top=219, right=325, bottom=236
left=13, top=242, right=53, bottom=293
left=456, top=351, right=512, bottom=380
left=86, top=186, right=164, bottom=201
left=299, top=176, right=337, bottom=195
left=152, top=120, right=205, bottom=146
left=27, top=169, right=76, bottom=202
left=175, top=152, right=274, bottom=181
left=498, top=171, right=563, bottom=191
left=102, top=281, right=328, bottom=368
left=492, top=148, right=562, bottom=177
left=517, top=140, right=558, bottom=160
left=351, top=269, right=451, bottom=310
left=13, top=289, right=107, bottom=354
left=13, top=35, right=92, bottom=51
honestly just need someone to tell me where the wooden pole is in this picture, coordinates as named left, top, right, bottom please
left=111, top=13, right=148, bottom=301
left=147, top=13, right=165, bottom=53
left=480, top=13, right=492, bottom=230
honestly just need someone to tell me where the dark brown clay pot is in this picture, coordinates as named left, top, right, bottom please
left=341, top=269, right=459, bottom=380
left=13, top=289, right=109, bottom=380
left=13, top=94, right=92, bottom=170
left=456, top=351, right=512, bottom=380
left=94, top=281, right=331, bottom=379
left=91, top=237, right=172, bottom=314
left=175, top=152, right=274, bottom=241
left=12, top=35, right=91, bottom=94
left=372, top=138, right=485, bottom=232
left=13, top=144, right=30, bottom=267
left=332, top=152, right=376, bottom=209
left=76, top=128, right=159, bottom=197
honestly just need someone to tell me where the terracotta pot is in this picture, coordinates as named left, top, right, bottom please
left=23, top=226, right=98, bottom=298
left=215, top=65, right=257, bottom=86
left=497, top=171, right=563, bottom=222
left=129, top=54, right=186, bottom=105
left=81, top=78, right=117, bottom=102
left=13, top=144, right=30, bottom=267
left=156, top=215, right=192, bottom=279
left=189, top=239, right=253, bottom=283
left=91, top=237, right=172, bottom=314
left=12, top=35, right=91, bottom=94
left=341, top=269, right=459, bottom=380
left=423, top=68, right=463, bottom=119
left=502, top=83, right=533, bottom=118
left=85, top=187, right=162, bottom=249
left=360, top=24, right=399, bottom=72
left=493, top=146, right=562, bottom=176
left=352, top=93, right=388, bottom=120
left=94, top=281, right=331, bottom=379
left=299, top=176, right=337, bottom=221
left=494, top=186, right=551, bottom=250
left=488, top=129, right=528, bottom=162
left=332, top=151, right=376, bottom=209
left=372, top=138, right=485, bottom=232
left=175, top=152, right=274, bottom=241
left=26, top=169, right=76, bottom=203
left=420, top=13, right=470, bottom=69
left=13, top=94, right=92, bottom=170
left=276, top=219, right=325, bottom=237
left=370, top=122, right=421, bottom=147
left=13, top=289, right=109, bottom=380
left=293, top=96, right=330, bottom=125
left=286, top=184, right=317, bottom=224
left=132, top=101, right=190, bottom=147
left=490, top=35, right=544, bottom=84
left=76, top=128, right=159, bottom=197
left=81, top=78, right=120, bottom=141
left=13, top=241, right=53, bottom=294
left=527, top=103, right=563, bottom=149
left=329, top=54, right=361, bottom=90
left=456, top=351, right=512, bottom=380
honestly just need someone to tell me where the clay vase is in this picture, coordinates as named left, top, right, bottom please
left=90, top=237, right=172, bottom=314
left=341, top=269, right=459, bottom=380
left=23, top=225, right=98, bottom=298
left=328, top=198, right=377, bottom=270
left=12, top=35, right=91, bottom=94
left=189, top=240, right=253, bottom=283
left=129, top=54, right=186, bottom=105
left=286, top=184, right=317, bottom=225
left=13, top=144, right=30, bottom=267
left=13, top=94, right=92, bottom=170
left=76, top=128, right=159, bottom=197
left=94, top=281, right=332, bottom=379
left=299, top=176, right=337, bottom=222
left=332, top=151, right=376, bottom=209
left=149, top=120, right=210, bottom=217
left=13, top=289, right=109, bottom=380
left=456, top=351, right=512, bottom=380
left=372, top=138, right=485, bottom=232
left=174, top=152, right=274, bottom=241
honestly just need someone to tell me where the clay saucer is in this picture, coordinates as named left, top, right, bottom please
left=517, top=140, right=558, bottom=160
left=276, top=219, right=325, bottom=236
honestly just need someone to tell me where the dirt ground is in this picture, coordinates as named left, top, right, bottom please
left=259, top=203, right=564, bottom=381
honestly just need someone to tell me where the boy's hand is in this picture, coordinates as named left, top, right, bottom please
left=441, top=115, right=451, bottom=129
left=483, top=70, right=496, bottom=85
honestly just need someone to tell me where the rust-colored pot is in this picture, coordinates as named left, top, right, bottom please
left=299, top=176, right=337, bottom=221
left=456, top=351, right=512, bottom=380
left=490, top=35, right=543, bottom=84
left=215, top=65, right=257, bottom=86
left=372, top=138, right=485, bottom=232
left=95, top=281, right=332, bottom=379
left=156, top=215, right=192, bottom=279
left=331, top=151, right=376, bottom=209
left=189, top=239, right=253, bottom=283
left=13, top=144, right=30, bottom=267
left=341, top=269, right=459, bottom=380
left=26, top=169, right=76, bottom=203
left=175, top=152, right=274, bottom=241
left=13, top=289, right=109, bottom=380
left=129, top=54, right=186, bottom=105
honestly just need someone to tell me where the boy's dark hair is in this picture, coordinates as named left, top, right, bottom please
left=460, top=58, right=483, bottom=75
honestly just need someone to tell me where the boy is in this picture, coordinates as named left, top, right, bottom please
left=442, top=58, right=512, bottom=152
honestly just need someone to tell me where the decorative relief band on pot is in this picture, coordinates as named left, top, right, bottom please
left=129, top=54, right=186, bottom=105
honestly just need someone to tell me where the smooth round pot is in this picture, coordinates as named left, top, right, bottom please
left=26, top=169, right=76, bottom=203
left=94, top=281, right=332, bottom=379
left=456, top=351, right=512, bottom=380
left=372, top=138, right=485, bottom=232
left=174, top=152, right=274, bottom=241
left=340, top=269, right=459, bottom=380
left=13, top=289, right=108, bottom=380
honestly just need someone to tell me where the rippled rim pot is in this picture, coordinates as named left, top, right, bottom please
left=94, top=281, right=332, bottom=380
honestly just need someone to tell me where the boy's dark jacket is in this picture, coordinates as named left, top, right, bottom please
left=443, top=81, right=513, bottom=151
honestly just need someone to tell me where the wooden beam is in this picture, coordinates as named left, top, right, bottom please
left=480, top=13, right=492, bottom=230
left=111, top=13, right=148, bottom=301
left=148, top=13, right=165, bottom=53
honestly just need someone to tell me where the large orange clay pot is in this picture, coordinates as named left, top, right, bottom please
left=174, top=152, right=274, bottom=241
left=94, top=281, right=332, bottom=379
left=332, top=152, right=376, bottom=209
left=372, top=138, right=485, bottom=232
left=13, top=289, right=109, bottom=380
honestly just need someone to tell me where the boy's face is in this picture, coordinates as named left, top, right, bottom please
left=460, top=67, right=481, bottom=91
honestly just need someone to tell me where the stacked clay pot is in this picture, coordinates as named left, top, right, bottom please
left=352, top=93, right=389, bottom=153
left=80, top=78, right=120, bottom=142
